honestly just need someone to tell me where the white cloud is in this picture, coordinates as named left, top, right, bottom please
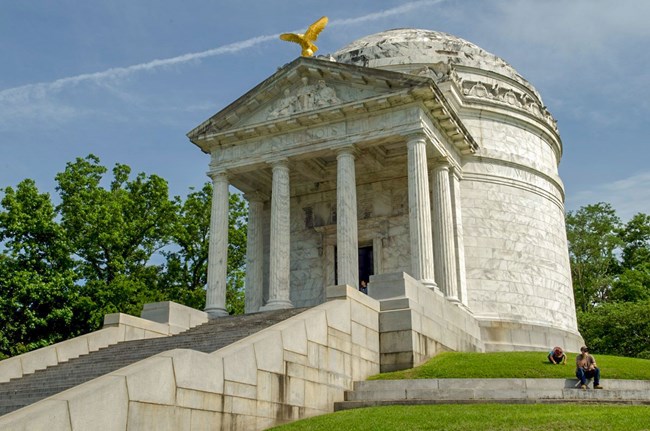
left=0, top=1, right=447, bottom=130
left=568, top=171, right=650, bottom=222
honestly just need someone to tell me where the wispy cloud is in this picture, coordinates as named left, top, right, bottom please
left=0, top=0, right=443, bottom=105
left=568, top=172, right=650, bottom=222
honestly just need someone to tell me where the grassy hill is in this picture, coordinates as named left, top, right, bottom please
left=269, top=352, right=650, bottom=431
left=370, top=351, right=650, bottom=380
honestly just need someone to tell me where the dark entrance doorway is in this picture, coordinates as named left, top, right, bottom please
left=358, top=246, right=374, bottom=286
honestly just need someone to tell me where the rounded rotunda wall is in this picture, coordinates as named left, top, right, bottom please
left=334, top=29, right=580, bottom=341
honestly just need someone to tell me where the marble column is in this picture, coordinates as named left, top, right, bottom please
left=244, top=193, right=265, bottom=314
left=450, top=168, right=469, bottom=307
left=261, top=160, right=293, bottom=310
left=431, top=160, right=460, bottom=301
left=407, top=135, right=437, bottom=289
left=336, top=146, right=359, bottom=287
left=205, top=171, right=229, bottom=318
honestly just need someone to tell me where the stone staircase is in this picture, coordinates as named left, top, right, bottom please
left=334, top=378, right=650, bottom=410
left=0, top=308, right=306, bottom=416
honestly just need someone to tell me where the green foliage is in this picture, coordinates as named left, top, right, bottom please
left=269, top=404, right=650, bottom=431
left=578, top=301, right=650, bottom=359
left=0, top=180, right=79, bottom=356
left=565, top=202, right=622, bottom=311
left=369, top=351, right=650, bottom=380
left=160, top=183, right=247, bottom=314
left=0, top=155, right=249, bottom=358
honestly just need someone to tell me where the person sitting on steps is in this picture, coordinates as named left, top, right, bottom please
left=576, top=346, right=603, bottom=390
left=548, top=346, right=566, bottom=365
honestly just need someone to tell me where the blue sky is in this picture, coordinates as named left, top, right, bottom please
left=1, top=0, right=649, bottom=222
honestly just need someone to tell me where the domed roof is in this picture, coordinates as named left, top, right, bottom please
left=333, top=29, right=530, bottom=89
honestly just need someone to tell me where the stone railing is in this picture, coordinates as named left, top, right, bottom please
left=0, top=286, right=380, bottom=430
left=369, top=272, right=484, bottom=372
left=0, top=301, right=207, bottom=383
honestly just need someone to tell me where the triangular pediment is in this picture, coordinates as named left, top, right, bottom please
left=188, top=57, right=478, bottom=155
left=189, top=58, right=428, bottom=137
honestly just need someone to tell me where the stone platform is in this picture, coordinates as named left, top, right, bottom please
left=335, top=378, right=650, bottom=410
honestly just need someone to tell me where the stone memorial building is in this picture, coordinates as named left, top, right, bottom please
left=0, top=29, right=588, bottom=430
left=188, top=29, right=583, bottom=352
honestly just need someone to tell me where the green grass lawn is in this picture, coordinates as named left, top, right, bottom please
left=269, top=352, right=650, bottom=430
left=370, top=351, right=650, bottom=380
left=268, top=404, right=650, bottom=430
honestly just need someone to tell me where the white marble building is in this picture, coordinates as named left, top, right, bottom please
left=188, top=29, right=583, bottom=351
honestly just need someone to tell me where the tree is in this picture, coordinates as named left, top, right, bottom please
left=565, top=202, right=622, bottom=312
left=619, top=213, right=650, bottom=270
left=578, top=300, right=650, bottom=359
left=55, top=155, right=178, bottom=329
left=225, top=192, right=247, bottom=315
left=160, top=184, right=247, bottom=314
left=0, top=180, right=79, bottom=357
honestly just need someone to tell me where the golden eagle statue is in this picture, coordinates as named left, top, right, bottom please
left=280, top=16, right=328, bottom=57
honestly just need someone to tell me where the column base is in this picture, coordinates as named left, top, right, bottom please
left=205, top=307, right=229, bottom=319
left=260, top=299, right=294, bottom=311
left=421, top=279, right=440, bottom=292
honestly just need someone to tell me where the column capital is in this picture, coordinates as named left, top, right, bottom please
left=207, top=170, right=229, bottom=182
left=431, top=157, right=452, bottom=170
left=450, top=165, right=464, bottom=181
left=268, top=158, right=289, bottom=169
left=336, top=145, right=359, bottom=159
left=405, top=132, right=428, bottom=145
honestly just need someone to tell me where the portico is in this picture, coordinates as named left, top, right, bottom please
left=188, top=57, right=476, bottom=317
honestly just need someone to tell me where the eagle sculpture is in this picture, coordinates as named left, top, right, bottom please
left=280, top=16, right=328, bottom=57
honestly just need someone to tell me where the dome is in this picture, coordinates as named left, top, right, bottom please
left=333, top=29, right=533, bottom=91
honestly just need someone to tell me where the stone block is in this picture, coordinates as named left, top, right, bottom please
left=322, top=299, right=351, bottom=334
left=113, top=355, right=176, bottom=405
left=141, top=301, right=208, bottom=330
left=57, top=375, right=129, bottom=431
left=350, top=300, right=378, bottom=330
left=379, top=309, right=414, bottom=332
left=257, top=371, right=283, bottom=403
left=224, top=380, right=257, bottom=399
left=379, top=297, right=417, bottom=311
left=253, top=329, right=284, bottom=374
left=304, top=309, right=328, bottom=345
left=88, top=326, right=121, bottom=351
left=190, top=409, right=223, bottom=431
left=55, top=334, right=89, bottom=363
left=327, top=328, right=352, bottom=353
left=123, top=325, right=146, bottom=341
left=0, top=399, right=72, bottom=431
left=0, top=355, right=22, bottom=383
left=287, top=376, right=306, bottom=406
left=168, top=349, right=223, bottom=394
left=229, top=396, right=257, bottom=416
left=20, top=345, right=58, bottom=375
left=177, top=387, right=223, bottom=411
left=223, top=344, right=257, bottom=386
left=284, top=349, right=309, bottom=367
left=127, top=402, right=192, bottom=430
left=380, top=330, right=414, bottom=353
left=279, top=319, right=308, bottom=355
left=286, top=362, right=306, bottom=379
left=303, top=380, right=329, bottom=410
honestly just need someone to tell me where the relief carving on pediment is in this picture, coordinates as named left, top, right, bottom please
left=267, top=77, right=341, bottom=120
left=461, top=80, right=557, bottom=131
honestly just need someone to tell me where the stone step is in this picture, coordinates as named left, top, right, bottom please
left=0, top=307, right=307, bottom=417
left=334, top=379, right=650, bottom=411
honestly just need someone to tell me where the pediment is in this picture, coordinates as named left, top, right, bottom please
left=189, top=57, right=435, bottom=140
left=188, top=57, right=478, bottom=155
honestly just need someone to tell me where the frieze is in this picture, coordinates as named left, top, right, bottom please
left=267, top=77, right=341, bottom=120
left=460, top=79, right=557, bottom=131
